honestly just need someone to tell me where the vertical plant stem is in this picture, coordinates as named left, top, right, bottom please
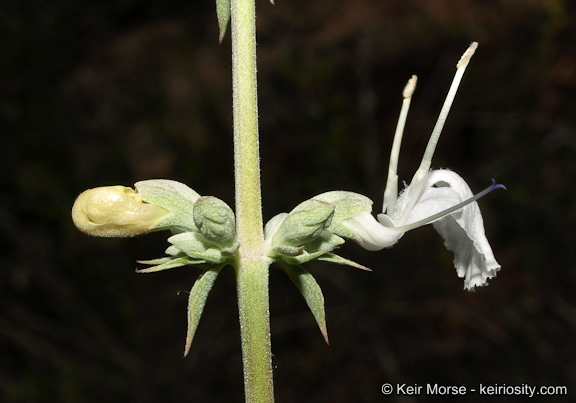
left=231, top=0, right=274, bottom=402
left=235, top=257, right=274, bottom=403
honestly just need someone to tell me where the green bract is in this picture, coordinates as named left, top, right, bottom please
left=169, top=232, right=231, bottom=264
left=215, top=0, right=231, bottom=43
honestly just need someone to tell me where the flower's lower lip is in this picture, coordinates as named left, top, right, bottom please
left=391, top=177, right=506, bottom=233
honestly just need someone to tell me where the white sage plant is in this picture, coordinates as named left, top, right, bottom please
left=71, top=1, right=504, bottom=401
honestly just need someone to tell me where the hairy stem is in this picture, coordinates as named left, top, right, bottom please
left=231, top=0, right=274, bottom=401
left=235, top=257, right=274, bottom=403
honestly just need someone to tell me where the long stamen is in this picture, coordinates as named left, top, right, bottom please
left=391, top=179, right=505, bottom=232
left=398, top=42, right=478, bottom=225
left=411, top=42, right=478, bottom=185
left=383, top=75, right=418, bottom=215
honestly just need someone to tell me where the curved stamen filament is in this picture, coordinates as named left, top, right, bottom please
left=391, top=179, right=505, bottom=232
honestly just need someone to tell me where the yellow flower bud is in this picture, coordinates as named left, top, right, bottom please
left=72, top=185, right=169, bottom=237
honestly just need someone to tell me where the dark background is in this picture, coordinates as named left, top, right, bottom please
left=2, top=0, right=575, bottom=401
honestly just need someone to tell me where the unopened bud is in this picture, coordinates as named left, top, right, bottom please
left=193, top=196, right=236, bottom=246
left=72, top=186, right=169, bottom=237
left=271, top=199, right=334, bottom=248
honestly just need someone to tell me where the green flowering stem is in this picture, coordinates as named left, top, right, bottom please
left=235, top=257, right=273, bottom=403
left=231, top=0, right=274, bottom=402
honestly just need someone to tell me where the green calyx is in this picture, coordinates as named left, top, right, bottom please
left=264, top=192, right=375, bottom=347
left=312, top=191, right=374, bottom=243
left=265, top=193, right=373, bottom=270
left=135, top=179, right=201, bottom=233
left=193, top=196, right=238, bottom=251
left=265, top=192, right=374, bottom=266
left=269, top=199, right=335, bottom=249
left=74, top=178, right=377, bottom=354
left=114, top=182, right=239, bottom=271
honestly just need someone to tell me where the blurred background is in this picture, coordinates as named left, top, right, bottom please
left=1, top=0, right=575, bottom=401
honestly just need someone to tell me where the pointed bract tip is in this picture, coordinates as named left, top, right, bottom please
left=457, top=42, right=478, bottom=69
left=270, top=0, right=275, bottom=4
left=403, top=75, right=418, bottom=99
left=323, top=331, right=329, bottom=345
left=183, top=329, right=192, bottom=356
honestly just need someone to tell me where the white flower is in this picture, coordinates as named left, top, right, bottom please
left=345, top=43, right=503, bottom=290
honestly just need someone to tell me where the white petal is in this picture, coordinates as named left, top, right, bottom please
left=426, top=170, right=501, bottom=290
left=389, top=170, right=465, bottom=229
left=344, top=212, right=403, bottom=251
left=400, top=186, right=462, bottom=226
